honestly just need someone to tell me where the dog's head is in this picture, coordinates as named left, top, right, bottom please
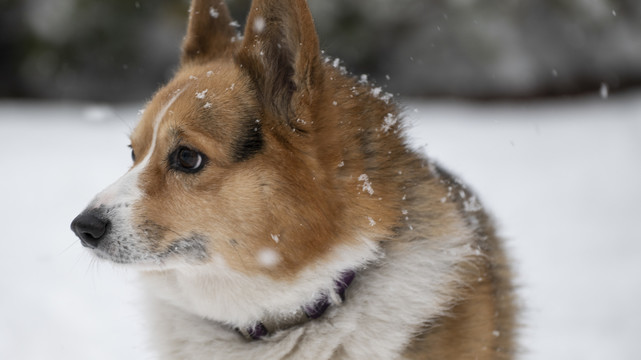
left=71, top=0, right=403, bottom=280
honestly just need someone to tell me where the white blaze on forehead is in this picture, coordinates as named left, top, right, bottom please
left=92, top=90, right=184, bottom=208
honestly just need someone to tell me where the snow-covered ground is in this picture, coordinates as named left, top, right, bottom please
left=0, top=93, right=639, bottom=359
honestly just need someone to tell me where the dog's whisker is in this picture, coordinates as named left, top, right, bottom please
left=84, top=257, right=97, bottom=277
left=70, top=251, right=88, bottom=271
left=58, top=239, right=80, bottom=256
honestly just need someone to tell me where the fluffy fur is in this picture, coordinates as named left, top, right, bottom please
left=71, top=0, right=517, bottom=358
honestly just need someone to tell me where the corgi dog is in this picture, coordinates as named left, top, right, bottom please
left=71, top=0, right=517, bottom=358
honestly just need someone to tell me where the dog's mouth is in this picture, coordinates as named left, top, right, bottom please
left=71, top=208, right=210, bottom=267
left=85, top=232, right=210, bottom=267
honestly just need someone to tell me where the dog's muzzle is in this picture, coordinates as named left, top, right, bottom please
left=71, top=209, right=110, bottom=249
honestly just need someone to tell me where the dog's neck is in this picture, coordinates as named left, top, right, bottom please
left=238, top=270, right=356, bottom=340
left=141, top=241, right=381, bottom=342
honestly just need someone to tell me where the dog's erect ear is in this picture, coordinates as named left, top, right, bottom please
left=181, top=0, right=237, bottom=64
left=236, top=0, right=322, bottom=125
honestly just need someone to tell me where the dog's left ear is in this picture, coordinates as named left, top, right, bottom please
left=236, top=0, right=322, bottom=126
left=181, top=0, right=238, bottom=64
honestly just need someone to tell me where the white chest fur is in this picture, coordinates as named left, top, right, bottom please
left=141, top=222, right=475, bottom=359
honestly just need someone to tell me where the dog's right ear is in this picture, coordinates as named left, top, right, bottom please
left=181, top=0, right=237, bottom=65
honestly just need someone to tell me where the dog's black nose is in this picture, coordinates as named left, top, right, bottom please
left=71, top=210, right=110, bottom=249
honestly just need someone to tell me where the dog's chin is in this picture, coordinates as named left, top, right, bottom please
left=89, top=245, right=208, bottom=272
left=90, top=249, right=161, bottom=270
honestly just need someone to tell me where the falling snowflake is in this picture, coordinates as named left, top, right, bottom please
left=253, top=16, right=266, bottom=33
left=600, top=83, right=609, bottom=99
left=257, top=248, right=281, bottom=268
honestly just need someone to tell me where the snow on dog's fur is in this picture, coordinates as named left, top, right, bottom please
left=71, top=0, right=517, bottom=358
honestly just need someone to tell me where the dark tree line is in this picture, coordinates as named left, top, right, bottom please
left=2, top=0, right=640, bottom=102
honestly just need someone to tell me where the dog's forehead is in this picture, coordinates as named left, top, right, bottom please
left=132, top=62, right=256, bottom=145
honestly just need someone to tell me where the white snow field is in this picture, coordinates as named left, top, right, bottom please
left=0, top=93, right=639, bottom=359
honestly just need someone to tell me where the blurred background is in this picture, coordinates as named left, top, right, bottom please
left=1, top=1, right=640, bottom=359
left=3, top=0, right=641, bottom=102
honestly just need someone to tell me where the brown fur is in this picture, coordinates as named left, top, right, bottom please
left=82, top=0, right=517, bottom=357
left=128, top=0, right=407, bottom=278
left=148, top=0, right=515, bottom=355
left=402, top=170, right=517, bottom=359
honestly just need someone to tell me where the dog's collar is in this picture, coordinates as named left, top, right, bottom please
left=237, top=270, right=356, bottom=340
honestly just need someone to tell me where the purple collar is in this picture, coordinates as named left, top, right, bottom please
left=241, top=270, right=356, bottom=340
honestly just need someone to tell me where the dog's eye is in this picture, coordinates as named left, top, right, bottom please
left=171, top=147, right=206, bottom=173
left=129, top=145, right=136, bottom=162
